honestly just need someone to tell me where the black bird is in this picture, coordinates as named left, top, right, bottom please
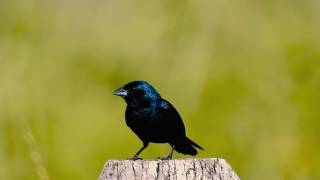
left=114, top=81, right=203, bottom=160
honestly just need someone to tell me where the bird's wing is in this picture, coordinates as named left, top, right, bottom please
left=158, top=99, right=186, bottom=137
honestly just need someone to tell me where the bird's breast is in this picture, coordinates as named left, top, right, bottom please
left=125, top=108, right=170, bottom=142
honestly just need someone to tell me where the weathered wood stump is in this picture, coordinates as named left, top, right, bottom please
left=99, top=158, right=240, bottom=180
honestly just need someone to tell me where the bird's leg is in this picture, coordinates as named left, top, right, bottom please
left=157, top=145, right=175, bottom=160
left=165, top=145, right=175, bottom=160
left=129, top=142, right=148, bottom=160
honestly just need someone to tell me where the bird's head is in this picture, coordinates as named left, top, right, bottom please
left=114, top=81, right=161, bottom=107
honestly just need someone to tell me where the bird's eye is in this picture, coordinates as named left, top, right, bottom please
left=131, top=87, right=144, bottom=96
left=131, top=87, right=138, bottom=93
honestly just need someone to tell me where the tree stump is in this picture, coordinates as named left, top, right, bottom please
left=99, top=158, right=240, bottom=180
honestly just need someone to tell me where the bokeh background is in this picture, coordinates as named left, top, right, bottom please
left=1, top=0, right=320, bottom=179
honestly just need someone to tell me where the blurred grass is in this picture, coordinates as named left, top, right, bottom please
left=1, top=0, right=320, bottom=179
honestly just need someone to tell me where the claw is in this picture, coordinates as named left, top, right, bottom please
left=128, top=155, right=143, bottom=160
left=157, top=156, right=172, bottom=160
left=157, top=157, right=164, bottom=160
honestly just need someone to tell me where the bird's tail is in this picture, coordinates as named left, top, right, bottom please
left=174, top=137, right=204, bottom=156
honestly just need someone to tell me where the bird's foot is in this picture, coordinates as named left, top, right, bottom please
left=128, top=155, right=143, bottom=161
left=157, top=156, right=172, bottom=160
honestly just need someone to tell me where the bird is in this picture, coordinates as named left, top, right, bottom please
left=114, top=80, right=204, bottom=160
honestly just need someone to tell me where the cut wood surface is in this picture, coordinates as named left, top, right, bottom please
left=99, top=158, right=240, bottom=180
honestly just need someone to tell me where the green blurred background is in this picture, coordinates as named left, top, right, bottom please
left=1, top=0, right=320, bottom=179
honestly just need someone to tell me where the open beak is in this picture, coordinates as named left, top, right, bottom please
left=113, top=88, right=128, bottom=97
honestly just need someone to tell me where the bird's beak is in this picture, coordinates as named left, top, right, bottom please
left=113, top=88, right=128, bottom=97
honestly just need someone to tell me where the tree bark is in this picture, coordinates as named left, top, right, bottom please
left=99, top=158, right=240, bottom=180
